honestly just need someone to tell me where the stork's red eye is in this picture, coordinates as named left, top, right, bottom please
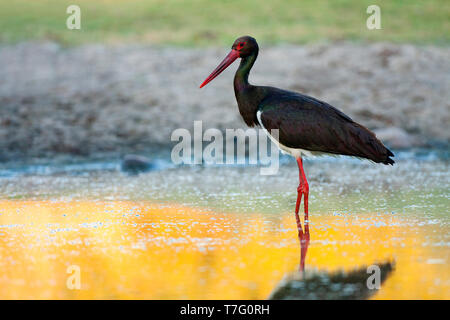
left=237, top=42, right=245, bottom=49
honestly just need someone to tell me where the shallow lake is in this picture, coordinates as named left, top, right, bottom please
left=0, top=153, right=448, bottom=299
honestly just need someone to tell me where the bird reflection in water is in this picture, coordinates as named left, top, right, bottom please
left=295, top=207, right=310, bottom=273
left=269, top=213, right=394, bottom=299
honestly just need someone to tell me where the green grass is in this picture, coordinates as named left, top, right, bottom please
left=0, top=0, right=449, bottom=46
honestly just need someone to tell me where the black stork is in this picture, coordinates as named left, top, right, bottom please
left=200, top=35, right=394, bottom=229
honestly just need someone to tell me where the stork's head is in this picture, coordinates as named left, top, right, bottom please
left=200, top=36, right=258, bottom=88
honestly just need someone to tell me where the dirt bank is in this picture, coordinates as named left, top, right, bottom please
left=0, top=41, right=448, bottom=161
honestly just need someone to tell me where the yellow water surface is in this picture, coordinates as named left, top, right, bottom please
left=0, top=200, right=448, bottom=299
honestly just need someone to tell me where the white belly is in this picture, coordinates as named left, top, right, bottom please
left=256, top=110, right=316, bottom=159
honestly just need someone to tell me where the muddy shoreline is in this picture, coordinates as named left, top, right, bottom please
left=0, top=41, right=449, bottom=162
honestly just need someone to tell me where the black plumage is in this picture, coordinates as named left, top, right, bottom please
left=258, top=88, right=395, bottom=165
left=227, top=36, right=394, bottom=165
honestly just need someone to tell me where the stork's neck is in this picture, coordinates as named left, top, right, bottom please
left=233, top=50, right=261, bottom=127
left=233, top=50, right=258, bottom=92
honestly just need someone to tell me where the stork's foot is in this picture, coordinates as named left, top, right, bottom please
left=296, top=183, right=309, bottom=204
left=295, top=184, right=309, bottom=221
left=297, top=184, right=309, bottom=195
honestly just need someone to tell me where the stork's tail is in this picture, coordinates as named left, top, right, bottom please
left=382, top=148, right=395, bottom=165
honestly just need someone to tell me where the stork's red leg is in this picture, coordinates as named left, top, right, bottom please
left=295, top=158, right=309, bottom=221
left=295, top=158, right=303, bottom=215
left=295, top=157, right=310, bottom=272
left=295, top=158, right=304, bottom=237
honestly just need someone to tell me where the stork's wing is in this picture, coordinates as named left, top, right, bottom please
left=258, top=93, right=394, bottom=165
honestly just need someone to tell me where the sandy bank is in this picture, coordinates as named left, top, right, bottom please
left=0, top=42, right=448, bottom=161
